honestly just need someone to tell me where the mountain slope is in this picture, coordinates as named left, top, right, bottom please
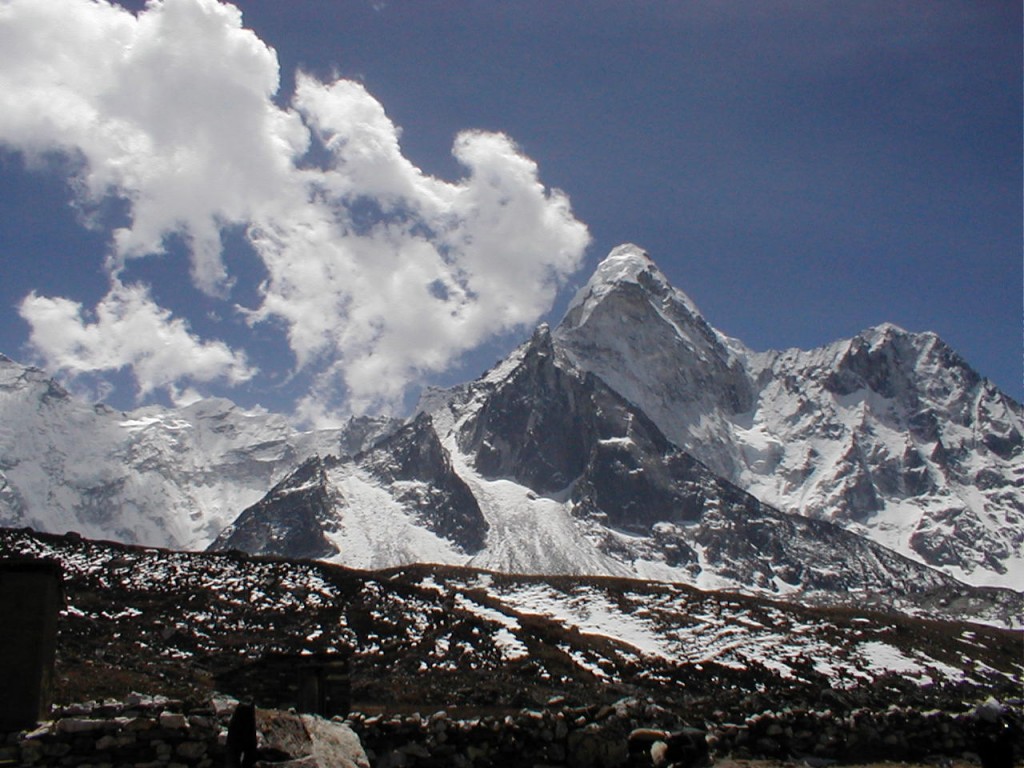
left=210, top=413, right=488, bottom=564
left=554, top=245, right=1024, bottom=589
left=3, top=527, right=1020, bottom=737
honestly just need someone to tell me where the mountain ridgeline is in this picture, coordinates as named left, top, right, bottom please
left=1, top=245, right=1021, bottom=624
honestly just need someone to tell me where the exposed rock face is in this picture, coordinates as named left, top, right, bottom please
left=436, top=319, right=981, bottom=606
left=209, top=457, right=340, bottom=560
left=455, top=324, right=728, bottom=536
left=212, top=414, right=488, bottom=562
left=555, top=245, right=754, bottom=479
left=360, top=413, right=487, bottom=554
left=456, top=325, right=644, bottom=496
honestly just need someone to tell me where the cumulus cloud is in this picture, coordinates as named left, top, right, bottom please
left=0, top=0, right=307, bottom=293
left=19, top=280, right=256, bottom=401
left=0, top=0, right=589, bottom=418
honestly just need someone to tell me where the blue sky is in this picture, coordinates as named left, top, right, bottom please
left=0, top=0, right=1019, bottom=423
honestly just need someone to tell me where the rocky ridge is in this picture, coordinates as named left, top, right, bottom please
left=214, top=323, right=1021, bottom=626
left=207, top=245, right=1024, bottom=603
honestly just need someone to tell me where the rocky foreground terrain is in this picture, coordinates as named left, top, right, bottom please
left=1, top=527, right=1021, bottom=766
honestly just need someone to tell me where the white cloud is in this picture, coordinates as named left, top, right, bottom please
left=0, top=0, right=589, bottom=417
left=18, top=280, right=255, bottom=401
left=0, top=0, right=307, bottom=293
left=294, top=74, right=448, bottom=207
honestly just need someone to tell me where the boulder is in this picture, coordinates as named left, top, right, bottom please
left=255, top=709, right=369, bottom=768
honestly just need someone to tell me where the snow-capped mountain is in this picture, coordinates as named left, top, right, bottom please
left=0, top=354, right=361, bottom=550
left=211, top=323, right=1021, bottom=625
left=211, top=412, right=488, bottom=565
left=553, top=245, right=1023, bottom=589
left=2, top=244, right=1021, bottom=615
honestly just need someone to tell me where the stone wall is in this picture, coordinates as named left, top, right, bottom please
left=344, top=700, right=704, bottom=768
left=4, top=694, right=1020, bottom=768
left=708, top=705, right=1018, bottom=763
left=2, top=694, right=367, bottom=768
left=4, top=694, right=232, bottom=767
left=346, top=697, right=1021, bottom=768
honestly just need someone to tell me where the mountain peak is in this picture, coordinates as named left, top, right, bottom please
left=600, top=242, right=656, bottom=272
left=859, top=322, right=911, bottom=346
left=562, top=244, right=705, bottom=332
left=578, top=243, right=664, bottom=295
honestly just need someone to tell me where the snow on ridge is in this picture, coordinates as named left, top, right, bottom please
left=861, top=321, right=910, bottom=345
left=565, top=243, right=663, bottom=326
left=583, top=242, right=654, bottom=286
left=454, top=593, right=530, bottom=661
left=549, top=247, right=1023, bottom=591
left=120, top=415, right=193, bottom=433
left=6, top=526, right=1016, bottom=697
left=496, top=581, right=668, bottom=659
left=563, top=244, right=723, bottom=347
